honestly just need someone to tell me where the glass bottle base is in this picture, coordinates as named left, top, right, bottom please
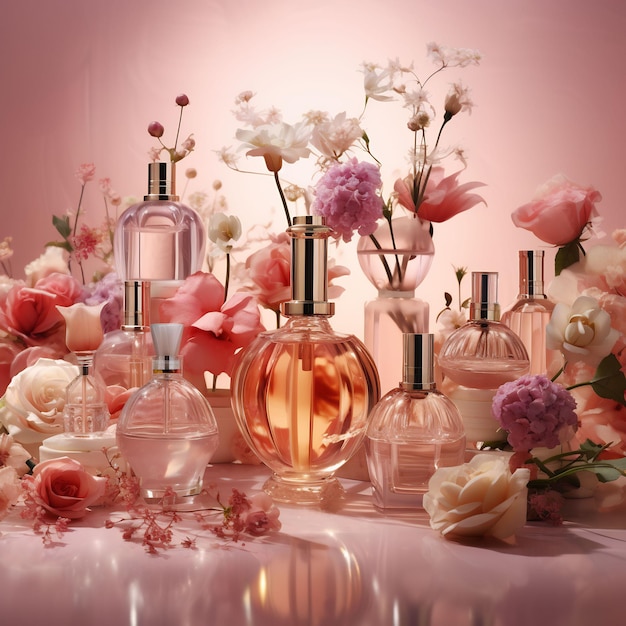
left=140, top=479, right=204, bottom=505
left=263, top=474, right=345, bottom=506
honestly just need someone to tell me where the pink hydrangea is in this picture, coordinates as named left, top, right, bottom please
left=312, top=158, right=383, bottom=242
left=492, top=374, right=578, bottom=451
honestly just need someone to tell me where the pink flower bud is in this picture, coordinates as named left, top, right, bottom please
left=148, top=121, right=164, bottom=138
left=175, top=94, right=190, bottom=107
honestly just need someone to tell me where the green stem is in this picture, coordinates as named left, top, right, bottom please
left=369, top=233, right=394, bottom=286
left=274, top=171, right=291, bottom=228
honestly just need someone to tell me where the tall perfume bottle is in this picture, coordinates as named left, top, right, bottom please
left=116, top=323, right=219, bottom=502
left=357, top=216, right=434, bottom=396
left=438, top=272, right=529, bottom=444
left=114, top=161, right=206, bottom=323
left=94, top=280, right=153, bottom=390
left=231, top=216, right=380, bottom=505
left=501, top=250, right=560, bottom=376
left=366, top=333, right=466, bottom=510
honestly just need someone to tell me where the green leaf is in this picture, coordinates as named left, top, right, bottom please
left=584, top=464, right=625, bottom=483
left=461, top=297, right=471, bottom=309
left=554, top=241, right=581, bottom=275
left=45, top=241, right=73, bottom=253
left=52, top=214, right=72, bottom=239
left=591, top=354, right=626, bottom=406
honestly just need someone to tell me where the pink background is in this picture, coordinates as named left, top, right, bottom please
left=1, top=0, right=624, bottom=335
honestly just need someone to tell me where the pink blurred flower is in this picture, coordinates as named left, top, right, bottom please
left=25, top=456, right=106, bottom=520
left=159, top=272, right=266, bottom=382
left=312, top=158, right=383, bottom=243
left=34, top=272, right=84, bottom=307
left=492, top=374, right=579, bottom=451
left=0, top=339, right=22, bottom=396
left=395, top=166, right=485, bottom=222
left=0, top=466, right=21, bottom=521
left=241, top=491, right=282, bottom=535
left=75, top=163, right=96, bottom=184
left=105, top=385, right=136, bottom=421
left=242, top=232, right=349, bottom=314
left=24, top=247, right=70, bottom=287
left=511, top=174, right=601, bottom=246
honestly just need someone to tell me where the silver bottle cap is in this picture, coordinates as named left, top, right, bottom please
left=401, top=333, right=436, bottom=391
left=282, top=215, right=335, bottom=317
left=121, top=280, right=151, bottom=330
left=469, top=272, right=500, bottom=321
left=151, top=323, right=183, bottom=372
left=144, top=162, right=179, bottom=201
left=518, top=250, right=546, bottom=298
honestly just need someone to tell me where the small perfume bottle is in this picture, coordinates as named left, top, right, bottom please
left=438, top=272, right=529, bottom=444
left=116, top=323, right=219, bottom=502
left=94, top=280, right=153, bottom=390
left=231, top=216, right=380, bottom=505
left=501, top=250, right=560, bottom=376
left=114, top=161, right=206, bottom=322
left=366, top=333, right=466, bottom=510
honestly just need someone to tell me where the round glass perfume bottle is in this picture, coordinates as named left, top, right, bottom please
left=439, top=272, right=530, bottom=444
left=231, top=216, right=380, bottom=505
left=366, top=333, right=466, bottom=510
left=116, top=323, right=219, bottom=502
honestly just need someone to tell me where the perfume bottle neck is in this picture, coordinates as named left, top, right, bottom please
left=518, top=250, right=547, bottom=298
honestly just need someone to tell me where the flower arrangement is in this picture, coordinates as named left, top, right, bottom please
left=221, top=43, right=486, bottom=281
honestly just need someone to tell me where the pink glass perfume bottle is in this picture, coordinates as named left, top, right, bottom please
left=438, top=272, right=529, bottom=444
left=231, top=216, right=380, bottom=505
left=116, top=323, right=219, bottom=502
left=501, top=250, right=560, bottom=376
left=114, top=161, right=206, bottom=322
left=357, top=216, right=434, bottom=396
left=366, top=333, right=466, bottom=510
left=94, top=280, right=154, bottom=390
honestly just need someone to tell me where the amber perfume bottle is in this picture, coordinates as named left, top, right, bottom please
left=438, top=272, right=529, bottom=444
left=501, top=250, right=560, bottom=376
left=231, top=216, right=380, bottom=505
left=116, top=323, right=219, bottom=502
left=366, top=333, right=466, bottom=510
left=114, top=161, right=206, bottom=322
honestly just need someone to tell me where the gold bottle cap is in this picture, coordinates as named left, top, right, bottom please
left=121, top=280, right=151, bottom=330
left=518, top=250, right=546, bottom=298
left=144, top=162, right=179, bottom=201
left=469, top=272, right=501, bottom=321
left=282, top=215, right=335, bottom=317
left=401, top=333, right=436, bottom=391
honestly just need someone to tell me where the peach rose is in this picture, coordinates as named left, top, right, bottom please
left=0, top=283, right=63, bottom=339
left=35, top=272, right=83, bottom=308
left=511, top=174, right=601, bottom=246
left=27, top=456, right=106, bottom=519
left=423, top=454, right=530, bottom=540
left=0, top=465, right=22, bottom=520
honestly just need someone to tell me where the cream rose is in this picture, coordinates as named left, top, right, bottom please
left=423, top=454, right=530, bottom=540
left=546, top=295, right=619, bottom=367
left=0, top=358, right=79, bottom=452
left=0, top=465, right=22, bottom=520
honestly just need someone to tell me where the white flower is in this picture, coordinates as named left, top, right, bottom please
left=445, top=82, right=474, bottom=117
left=310, top=112, right=363, bottom=159
left=0, top=433, right=31, bottom=476
left=362, top=63, right=395, bottom=102
left=24, top=247, right=69, bottom=287
left=208, top=213, right=242, bottom=253
left=0, top=465, right=21, bottom=520
left=236, top=121, right=311, bottom=172
left=423, top=454, right=530, bottom=540
left=427, top=42, right=482, bottom=68
left=546, top=295, right=620, bottom=367
left=0, top=358, right=79, bottom=450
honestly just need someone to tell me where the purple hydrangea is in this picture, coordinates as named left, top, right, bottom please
left=312, top=157, right=383, bottom=242
left=82, top=271, right=124, bottom=333
left=492, top=374, right=578, bottom=451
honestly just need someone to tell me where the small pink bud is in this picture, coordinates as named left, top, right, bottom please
left=148, top=121, right=164, bottom=138
left=175, top=94, right=190, bottom=107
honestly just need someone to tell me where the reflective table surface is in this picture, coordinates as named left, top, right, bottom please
left=1, top=463, right=624, bottom=626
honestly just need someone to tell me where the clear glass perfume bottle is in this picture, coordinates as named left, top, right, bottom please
left=114, top=161, right=206, bottom=322
left=501, top=250, right=560, bottom=376
left=366, top=333, right=466, bottom=510
left=116, top=323, right=219, bottom=502
left=94, top=280, right=154, bottom=390
left=231, top=216, right=380, bottom=505
left=438, top=272, right=530, bottom=444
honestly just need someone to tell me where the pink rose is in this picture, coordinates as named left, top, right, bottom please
left=35, top=272, right=84, bottom=307
left=511, top=174, right=601, bottom=246
left=27, top=456, right=106, bottom=519
left=0, top=284, right=64, bottom=339
left=394, top=166, right=485, bottom=222
left=0, top=339, right=22, bottom=396
left=105, top=385, right=136, bottom=421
